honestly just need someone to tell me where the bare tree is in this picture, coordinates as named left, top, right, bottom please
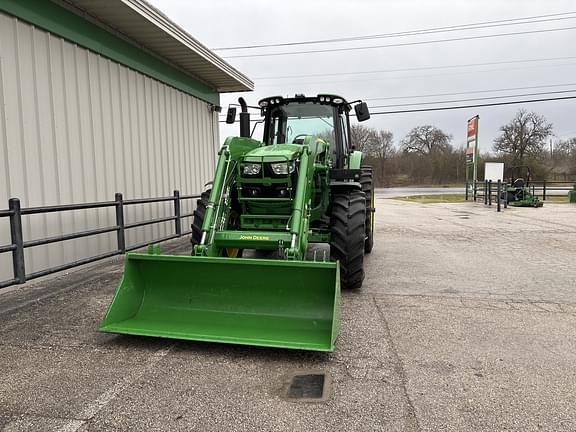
left=493, top=109, right=553, bottom=164
left=350, top=124, right=373, bottom=152
left=365, top=130, right=394, bottom=180
left=401, top=125, right=452, bottom=155
left=552, top=137, right=576, bottom=178
left=349, top=125, right=394, bottom=183
left=555, top=137, right=576, bottom=158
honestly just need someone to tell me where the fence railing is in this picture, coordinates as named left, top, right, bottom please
left=468, top=180, right=507, bottom=212
left=466, top=180, right=575, bottom=212
left=517, top=181, right=575, bottom=201
left=0, top=190, right=199, bottom=289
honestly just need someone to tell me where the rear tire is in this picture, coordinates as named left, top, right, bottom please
left=191, top=190, right=210, bottom=246
left=360, top=166, right=375, bottom=254
left=330, top=189, right=366, bottom=289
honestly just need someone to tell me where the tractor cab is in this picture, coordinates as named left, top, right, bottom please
left=226, top=94, right=370, bottom=168
left=258, top=94, right=369, bottom=168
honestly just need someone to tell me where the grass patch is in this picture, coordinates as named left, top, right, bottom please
left=542, top=195, right=571, bottom=203
left=390, top=194, right=573, bottom=204
left=391, top=194, right=467, bottom=204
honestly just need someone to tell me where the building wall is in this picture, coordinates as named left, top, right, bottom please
left=0, top=12, right=219, bottom=281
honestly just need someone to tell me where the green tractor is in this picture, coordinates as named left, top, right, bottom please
left=502, top=165, right=543, bottom=208
left=100, top=94, right=374, bottom=352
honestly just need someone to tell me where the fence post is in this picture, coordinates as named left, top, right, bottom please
left=543, top=180, right=546, bottom=201
left=484, top=180, right=488, bottom=205
left=473, top=181, right=477, bottom=201
left=488, top=180, right=492, bottom=206
left=8, top=198, right=26, bottom=284
left=465, top=181, right=469, bottom=201
left=497, top=180, right=501, bottom=212
left=174, top=190, right=181, bottom=236
left=115, top=193, right=126, bottom=254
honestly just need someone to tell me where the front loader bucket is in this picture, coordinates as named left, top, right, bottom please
left=100, top=254, right=340, bottom=352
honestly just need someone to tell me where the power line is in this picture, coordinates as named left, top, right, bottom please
left=214, top=11, right=576, bottom=50
left=218, top=89, right=576, bottom=121
left=255, top=61, right=576, bottom=87
left=253, top=55, right=576, bottom=80
left=219, top=95, right=576, bottom=122
left=369, top=89, right=576, bottom=108
left=368, top=95, right=576, bottom=115
left=223, top=26, right=576, bottom=59
left=363, top=82, right=576, bottom=101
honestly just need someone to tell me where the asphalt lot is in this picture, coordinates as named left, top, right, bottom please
left=1, top=198, right=575, bottom=431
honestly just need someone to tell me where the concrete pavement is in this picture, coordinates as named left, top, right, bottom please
left=1, top=198, right=575, bottom=431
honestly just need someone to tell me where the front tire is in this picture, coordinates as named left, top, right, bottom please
left=330, top=189, right=366, bottom=289
left=191, top=190, right=210, bottom=246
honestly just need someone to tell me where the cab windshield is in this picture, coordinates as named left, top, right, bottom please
left=268, top=103, right=335, bottom=144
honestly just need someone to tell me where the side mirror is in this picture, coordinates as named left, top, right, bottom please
left=225, top=107, right=237, bottom=124
left=354, top=102, right=370, bottom=122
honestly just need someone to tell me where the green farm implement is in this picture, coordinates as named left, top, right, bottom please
left=502, top=165, right=543, bottom=208
left=100, top=94, right=374, bottom=351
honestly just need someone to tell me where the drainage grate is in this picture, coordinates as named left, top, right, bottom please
left=286, top=374, right=325, bottom=399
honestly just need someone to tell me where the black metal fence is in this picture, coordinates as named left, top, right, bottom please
left=0, top=191, right=199, bottom=289
left=466, top=180, right=575, bottom=212
left=467, top=180, right=507, bottom=212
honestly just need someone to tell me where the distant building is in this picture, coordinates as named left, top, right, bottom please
left=0, top=0, right=252, bottom=281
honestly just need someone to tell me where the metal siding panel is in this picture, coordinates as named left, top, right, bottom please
left=16, top=21, right=41, bottom=271
left=88, top=52, right=105, bottom=253
left=126, top=68, right=140, bottom=247
left=143, top=76, right=158, bottom=240
left=177, top=91, right=185, bottom=201
left=0, top=15, right=12, bottom=281
left=160, top=81, right=172, bottom=237
left=62, top=40, right=84, bottom=260
left=98, top=56, right=117, bottom=252
left=192, top=97, right=203, bottom=188
left=1, top=17, right=216, bottom=281
left=34, top=28, right=64, bottom=269
left=109, top=62, right=126, bottom=196
left=49, top=36, right=76, bottom=264
left=150, top=79, right=165, bottom=239
left=183, top=95, right=193, bottom=221
left=75, top=46, right=100, bottom=256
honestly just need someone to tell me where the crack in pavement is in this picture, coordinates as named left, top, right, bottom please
left=57, top=343, right=175, bottom=432
left=371, top=296, right=421, bottom=432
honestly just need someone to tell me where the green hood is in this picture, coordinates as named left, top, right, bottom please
left=243, top=144, right=302, bottom=163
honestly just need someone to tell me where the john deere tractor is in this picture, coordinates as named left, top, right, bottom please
left=100, top=94, right=374, bottom=352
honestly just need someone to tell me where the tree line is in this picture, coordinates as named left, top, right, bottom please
left=352, top=109, right=576, bottom=187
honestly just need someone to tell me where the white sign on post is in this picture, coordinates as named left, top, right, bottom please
left=484, top=162, right=504, bottom=181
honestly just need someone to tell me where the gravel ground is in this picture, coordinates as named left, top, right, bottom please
left=0, top=198, right=575, bottom=431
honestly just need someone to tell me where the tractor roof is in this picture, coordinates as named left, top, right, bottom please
left=258, top=94, right=350, bottom=110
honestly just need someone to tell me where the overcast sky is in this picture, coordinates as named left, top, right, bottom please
left=150, top=0, right=576, bottom=152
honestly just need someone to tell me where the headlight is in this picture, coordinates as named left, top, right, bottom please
left=270, top=161, right=296, bottom=176
left=241, top=163, right=261, bottom=175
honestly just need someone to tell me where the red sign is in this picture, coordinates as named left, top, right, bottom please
left=465, top=146, right=474, bottom=164
left=467, top=117, right=478, bottom=139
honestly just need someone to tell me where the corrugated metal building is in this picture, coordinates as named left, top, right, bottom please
left=0, top=0, right=253, bottom=282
